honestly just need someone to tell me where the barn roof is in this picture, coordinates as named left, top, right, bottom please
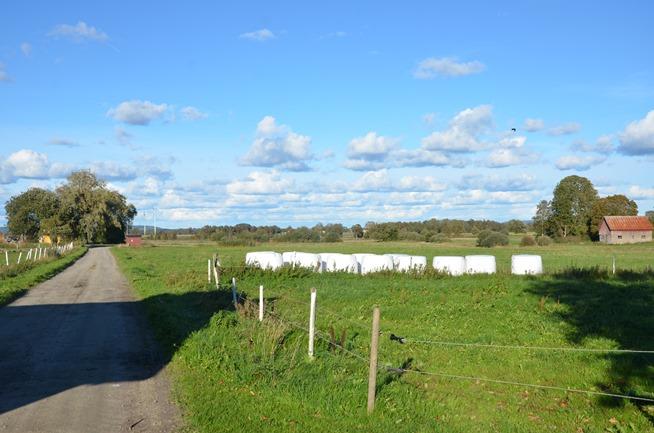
left=602, top=216, right=653, bottom=231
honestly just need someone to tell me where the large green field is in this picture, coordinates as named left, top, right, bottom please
left=113, top=239, right=654, bottom=433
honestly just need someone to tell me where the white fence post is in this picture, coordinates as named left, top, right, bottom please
left=308, top=287, right=317, bottom=358
left=17, top=251, right=22, bottom=264
left=612, top=256, right=616, bottom=275
left=4, top=250, right=8, bottom=266
left=259, top=285, right=264, bottom=322
left=367, top=306, right=381, bottom=414
left=231, top=277, right=238, bottom=308
left=208, top=259, right=212, bottom=283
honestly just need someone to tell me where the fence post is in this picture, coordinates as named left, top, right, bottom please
left=213, top=256, right=221, bottom=289
left=612, top=256, right=616, bottom=275
left=231, top=277, right=238, bottom=308
left=259, top=285, right=264, bottom=322
left=208, top=258, right=212, bottom=283
left=367, top=306, right=381, bottom=414
left=4, top=250, right=8, bottom=266
left=17, top=252, right=22, bottom=264
left=308, top=288, right=317, bottom=358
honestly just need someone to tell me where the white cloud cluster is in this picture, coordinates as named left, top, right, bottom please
left=107, top=100, right=169, bottom=125
left=627, top=185, right=654, bottom=199
left=522, top=118, right=545, bottom=132
left=555, top=155, right=606, bottom=171
left=48, top=21, right=109, bottom=42
left=47, top=137, right=80, bottom=147
left=458, top=173, right=539, bottom=192
left=547, top=122, right=581, bottom=136
left=421, top=105, right=493, bottom=152
left=239, top=28, right=275, bottom=41
left=226, top=170, right=295, bottom=195
left=618, top=109, right=654, bottom=155
left=571, top=135, right=615, bottom=154
left=180, top=106, right=208, bottom=121
left=0, top=150, right=71, bottom=184
left=414, top=57, right=485, bottom=79
left=240, top=116, right=313, bottom=171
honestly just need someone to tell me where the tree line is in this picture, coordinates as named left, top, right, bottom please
left=4, top=171, right=136, bottom=244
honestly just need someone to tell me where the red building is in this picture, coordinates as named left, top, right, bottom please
left=598, top=216, right=653, bottom=244
left=125, top=234, right=143, bottom=247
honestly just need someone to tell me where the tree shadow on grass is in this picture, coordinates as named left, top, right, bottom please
left=0, top=288, right=234, bottom=416
left=527, top=268, right=654, bottom=421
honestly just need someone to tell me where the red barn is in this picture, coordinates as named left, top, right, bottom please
left=598, top=216, right=653, bottom=244
left=125, top=234, right=143, bottom=247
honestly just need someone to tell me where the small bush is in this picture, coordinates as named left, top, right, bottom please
left=520, top=235, right=536, bottom=246
left=476, top=230, right=509, bottom=247
left=536, top=235, right=552, bottom=246
left=427, top=233, right=449, bottom=243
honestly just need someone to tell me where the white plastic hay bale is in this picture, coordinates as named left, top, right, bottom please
left=291, top=252, right=321, bottom=271
left=245, top=251, right=283, bottom=270
left=511, top=255, right=543, bottom=275
left=320, top=253, right=359, bottom=273
left=282, top=251, right=296, bottom=265
left=433, top=256, right=466, bottom=276
left=353, top=253, right=375, bottom=274
left=464, top=255, right=497, bottom=274
left=385, top=254, right=413, bottom=271
left=360, top=254, right=394, bottom=275
left=410, top=256, right=427, bottom=271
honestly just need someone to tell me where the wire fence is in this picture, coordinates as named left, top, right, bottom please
left=218, top=268, right=654, bottom=412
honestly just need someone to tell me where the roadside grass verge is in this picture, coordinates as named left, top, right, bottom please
left=0, top=247, right=87, bottom=306
left=113, top=243, right=654, bottom=433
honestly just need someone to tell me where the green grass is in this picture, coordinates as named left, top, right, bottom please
left=113, top=241, right=654, bottom=433
left=0, top=246, right=88, bottom=306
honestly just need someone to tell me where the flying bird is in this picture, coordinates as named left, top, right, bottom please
left=511, top=128, right=517, bottom=132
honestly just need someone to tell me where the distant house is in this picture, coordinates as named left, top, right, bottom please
left=125, top=234, right=143, bottom=247
left=598, top=216, right=653, bottom=244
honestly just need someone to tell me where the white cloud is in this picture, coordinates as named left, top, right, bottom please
left=240, top=116, right=313, bottom=171
left=571, top=135, right=615, bottom=154
left=180, top=106, right=208, bottom=121
left=414, top=57, right=485, bottom=79
left=347, top=132, right=397, bottom=160
left=48, top=21, right=109, bottom=42
left=555, top=155, right=606, bottom=171
left=618, top=110, right=654, bottom=155
left=90, top=161, right=138, bottom=181
left=421, top=105, right=493, bottom=152
left=394, top=149, right=466, bottom=168
left=115, top=127, right=134, bottom=146
left=627, top=185, right=654, bottom=199
left=486, top=148, right=539, bottom=168
left=498, top=135, right=527, bottom=148
left=0, top=63, right=11, bottom=82
left=547, top=122, right=581, bottom=136
left=0, top=150, right=71, bottom=184
left=239, top=28, right=275, bottom=41
left=20, top=42, right=32, bottom=57
left=226, top=170, right=294, bottom=195
left=522, top=118, right=544, bottom=132
left=47, top=137, right=80, bottom=147
left=459, top=173, right=539, bottom=191
left=107, top=100, right=169, bottom=125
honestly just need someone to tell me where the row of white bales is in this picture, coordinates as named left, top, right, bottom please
left=245, top=251, right=544, bottom=275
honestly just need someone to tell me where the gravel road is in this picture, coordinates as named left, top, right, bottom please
left=0, top=247, right=179, bottom=433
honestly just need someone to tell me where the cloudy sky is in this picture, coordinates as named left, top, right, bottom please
left=1, top=1, right=653, bottom=228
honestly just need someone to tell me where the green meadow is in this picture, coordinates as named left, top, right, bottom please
left=112, top=238, right=654, bottom=433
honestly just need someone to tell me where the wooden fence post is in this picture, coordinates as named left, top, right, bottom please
left=367, top=306, right=381, bottom=414
left=308, top=287, right=317, bottom=358
left=231, top=277, right=238, bottom=308
left=259, top=285, right=264, bottom=322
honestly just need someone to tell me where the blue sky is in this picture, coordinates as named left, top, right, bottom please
left=1, top=1, right=653, bottom=228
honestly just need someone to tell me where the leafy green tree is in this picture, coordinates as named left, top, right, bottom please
left=351, top=224, right=364, bottom=239
left=532, top=200, right=551, bottom=236
left=5, top=188, right=60, bottom=241
left=506, top=219, right=527, bottom=233
left=56, top=171, right=136, bottom=243
left=589, top=194, right=638, bottom=239
left=549, top=176, right=598, bottom=239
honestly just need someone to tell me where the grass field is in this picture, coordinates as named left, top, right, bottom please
left=0, top=246, right=87, bottom=306
left=112, top=239, right=654, bottom=433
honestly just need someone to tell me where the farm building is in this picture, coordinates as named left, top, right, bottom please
left=125, top=234, right=143, bottom=247
left=598, top=216, right=653, bottom=244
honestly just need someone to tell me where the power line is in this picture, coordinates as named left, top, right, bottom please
left=393, top=368, right=654, bottom=403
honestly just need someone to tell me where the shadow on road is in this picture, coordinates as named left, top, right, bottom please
left=527, top=269, right=654, bottom=419
left=0, top=289, right=234, bottom=416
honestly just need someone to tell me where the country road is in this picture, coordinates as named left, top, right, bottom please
left=0, top=247, right=179, bottom=433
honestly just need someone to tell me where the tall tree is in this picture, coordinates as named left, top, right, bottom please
left=532, top=200, right=551, bottom=236
left=56, top=171, right=136, bottom=243
left=549, top=175, right=598, bottom=239
left=589, top=194, right=638, bottom=239
left=5, top=188, right=60, bottom=241
left=647, top=210, right=654, bottom=225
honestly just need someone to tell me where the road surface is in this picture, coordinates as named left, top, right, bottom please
left=0, top=247, right=179, bottom=433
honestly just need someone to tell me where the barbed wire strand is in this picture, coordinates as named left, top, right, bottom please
left=401, top=338, right=654, bottom=354
left=393, top=368, right=654, bottom=403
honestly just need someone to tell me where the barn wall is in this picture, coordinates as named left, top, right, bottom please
left=606, top=230, right=652, bottom=244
